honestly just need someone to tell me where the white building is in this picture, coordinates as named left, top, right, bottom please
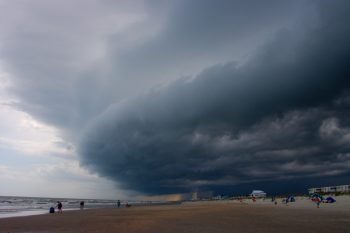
left=250, top=190, right=267, bottom=197
left=308, top=184, right=350, bottom=194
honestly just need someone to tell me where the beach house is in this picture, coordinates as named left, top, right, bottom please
left=250, top=190, right=267, bottom=197
left=308, top=184, right=350, bottom=194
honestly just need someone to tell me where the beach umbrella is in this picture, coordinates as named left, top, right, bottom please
left=325, top=197, right=336, bottom=203
left=311, top=193, right=324, bottom=200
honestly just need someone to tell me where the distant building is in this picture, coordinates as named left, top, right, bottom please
left=250, top=190, right=267, bottom=197
left=191, top=192, right=198, bottom=201
left=308, top=184, right=350, bottom=194
left=191, top=191, right=213, bottom=200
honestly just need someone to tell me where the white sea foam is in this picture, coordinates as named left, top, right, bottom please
left=0, top=196, right=118, bottom=218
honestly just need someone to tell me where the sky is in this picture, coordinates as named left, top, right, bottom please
left=0, top=0, right=350, bottom=199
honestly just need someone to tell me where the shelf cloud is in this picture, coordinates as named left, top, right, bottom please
left=1, top=0, right=350, bottom=195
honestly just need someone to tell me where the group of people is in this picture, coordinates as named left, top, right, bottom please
left=49, top=199, right=126, bottom=214
left=49, top=200, right=85, bottom=214
left=49, top=201, right=63, bottom=214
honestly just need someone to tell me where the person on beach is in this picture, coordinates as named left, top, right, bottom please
left=315, top=197, right=321, bottom=208
left=56, top=201, right=63, bottom=213
left=80, top=201, right=85, bottom=210
left=272, top=196, right=278, bottom=205
left=117, top=200, right=121, bottom=208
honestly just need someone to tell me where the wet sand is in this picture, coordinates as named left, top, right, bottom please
left=1, top=201, right=349, bottom=233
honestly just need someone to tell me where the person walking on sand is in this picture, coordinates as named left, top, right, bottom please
left=56, top=201, right=63, bottom=214
left=315, top=197, right=321, bottom=208
left=80, top=201, right=85, bottom=210
left=117, top=200, right=121, bottom=208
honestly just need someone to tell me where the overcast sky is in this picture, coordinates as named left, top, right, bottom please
left=0, top=0, right=349, bottom=199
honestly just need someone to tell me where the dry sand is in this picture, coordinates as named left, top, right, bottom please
left=1, top=199, right=349, bottom=233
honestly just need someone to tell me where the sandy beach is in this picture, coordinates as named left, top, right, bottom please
left=1, top=198, right=350, bottom=233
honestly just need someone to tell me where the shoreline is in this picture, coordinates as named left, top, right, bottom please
left=0, top=201, right=181, bottom=219
left=1, top=198, right=350, bottom=233
left=0, top=208, right=82, bottom=219
left=1, top=194, right=349, bottom=219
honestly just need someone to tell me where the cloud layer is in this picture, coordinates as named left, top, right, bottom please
left=80, top=1, right=350, bottom=194
left=1, top=0, right=350, bottom=195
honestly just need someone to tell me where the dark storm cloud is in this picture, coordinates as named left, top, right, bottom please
left=0, top=0, right=305, bottom=136
left=80, top=1, right=350, bottom=194
left=111, top=0, right=303, bottom=91
left=1, top=0, right=350, bottom=195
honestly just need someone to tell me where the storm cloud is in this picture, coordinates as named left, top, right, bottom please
left=1, top=0, right=350, bottom=195
left=79, top=1, right=350, bottom=194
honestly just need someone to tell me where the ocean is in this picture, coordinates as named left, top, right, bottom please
left=0, top=196, right=123, bottom=218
